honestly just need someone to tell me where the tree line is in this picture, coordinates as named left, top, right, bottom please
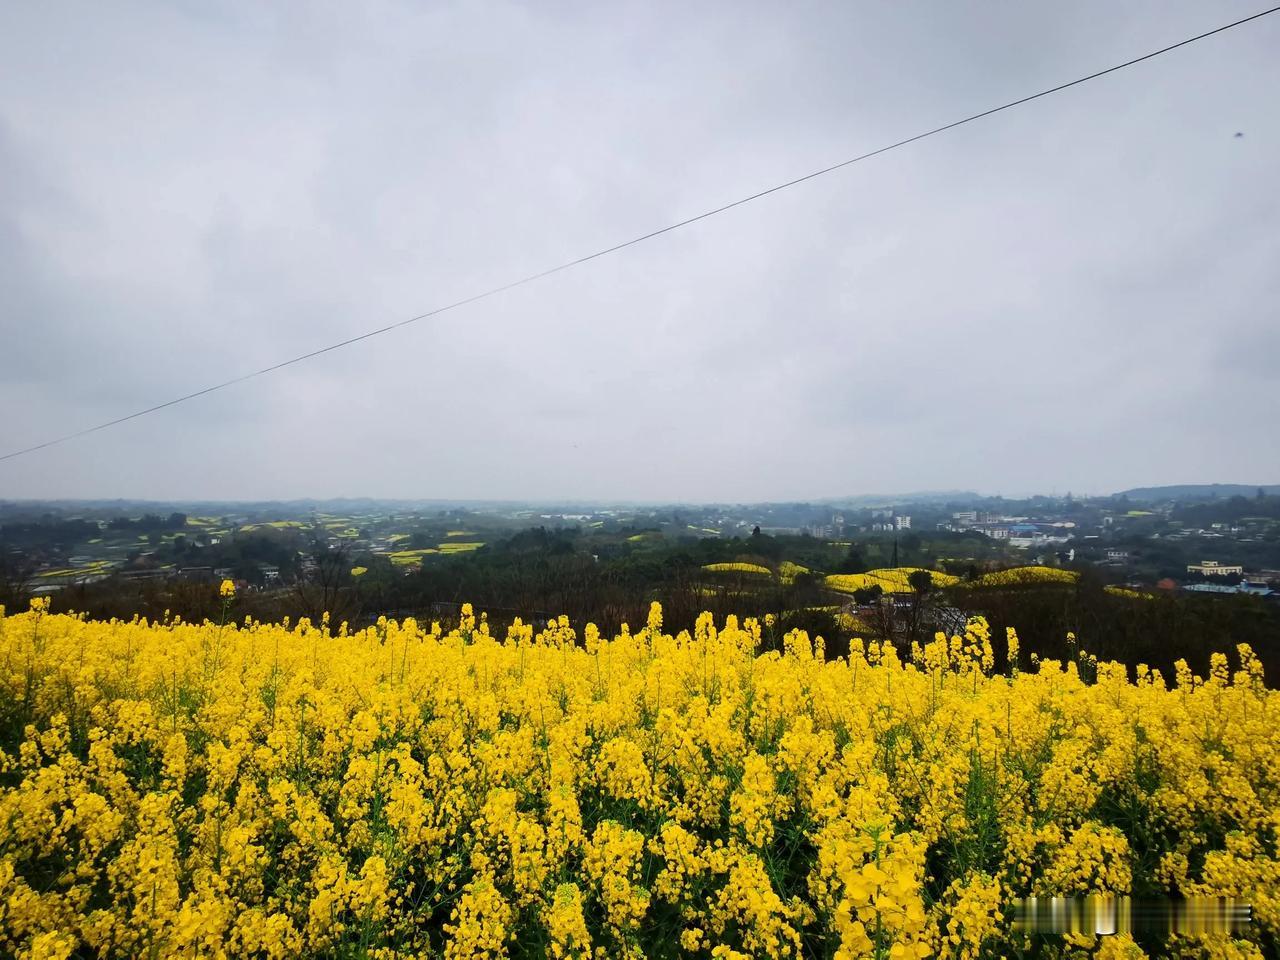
left=6, top=526, right=1278, bottom=685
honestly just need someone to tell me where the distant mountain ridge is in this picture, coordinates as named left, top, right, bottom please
left=6, top=486, right=1276, bottom=513
left=1, top=491, right=989, bottom=513
left=1117, top=483, right=1280, bottom=502
left=818, top=490, right=982, bottom=507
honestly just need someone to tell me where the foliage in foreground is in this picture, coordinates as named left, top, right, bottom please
left=1, top=597, right=1277, bottom=959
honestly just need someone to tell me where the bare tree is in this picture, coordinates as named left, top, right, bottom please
left=0, top=554, right=35, bottom=611
left=905, top=570, right=935, bottom=645
left=866, top=595, right=899, bottom=645
left=294, top=543, right=361, bottom=627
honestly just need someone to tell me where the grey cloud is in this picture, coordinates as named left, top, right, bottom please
left=1, top=0, right=1277, bottom=501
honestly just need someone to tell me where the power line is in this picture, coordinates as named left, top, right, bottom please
left=4, top=5, right=1278, bottom=464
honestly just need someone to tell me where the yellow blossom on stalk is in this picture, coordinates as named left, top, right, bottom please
left=584, top=820, right=651, bottom=934
left=681, top=928, right=706, bottom=952
left=444, top=874, right=512, bottom=960
left=648, top=821, right=706, bottom=904
left=219, top=579, right=236, bottom=599
left=1040, top=822, right=1133, bottom=894
left=544, top=882, right=592, bottom=959
left=709, top=850, right=803, bottom=957
left=25, top=931, right=77, bottom=960
left=1094, top=935, right=1149, bottom=959
left=935, top=874, right=1002, bottom=960
left=646, top=600, right=663, bottom=634
left=731, top=751, right=783, bottom=848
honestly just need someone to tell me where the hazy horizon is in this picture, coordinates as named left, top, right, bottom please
left=5, top=482, right=1280, bottom=512
left=3, top=2, right=1278, bottom=501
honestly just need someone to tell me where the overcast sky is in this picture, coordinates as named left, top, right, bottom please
left=1, top=1, right=1277, bottom=503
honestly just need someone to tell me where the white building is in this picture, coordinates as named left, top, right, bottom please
left=1187, top=560, right=1243, bottom=577
left=894, top=516, right=911, bottom=530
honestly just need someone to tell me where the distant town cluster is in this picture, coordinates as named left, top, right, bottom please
left=3, top=485, right=1278, bottom=604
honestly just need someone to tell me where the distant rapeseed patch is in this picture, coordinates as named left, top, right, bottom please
left=826, top=567, right=960, bottom=594
left=703, top=562, right=772, bottom=576
left=972, top=566, right=1079, bottom=588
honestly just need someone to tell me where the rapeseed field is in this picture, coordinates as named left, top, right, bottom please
left=1, top=593, right=1275, bottom=958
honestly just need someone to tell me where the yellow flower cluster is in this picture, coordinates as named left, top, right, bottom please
left=972, top=565, right=1079, bottom=587
left=778, top=561, right=810, bottom=584
left=825, top=568, right=961, bottom=595
left=0, top=599, right=1276, bottom=958
left=702, top=562, right=772, bottom=576
left=1103, top=586, right=1153, bottom=600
